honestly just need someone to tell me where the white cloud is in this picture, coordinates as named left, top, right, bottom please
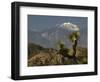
left=60, top=22, right=79, bottom=31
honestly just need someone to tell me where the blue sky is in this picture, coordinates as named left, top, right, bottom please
left=28, top=15, right=87, bottom=32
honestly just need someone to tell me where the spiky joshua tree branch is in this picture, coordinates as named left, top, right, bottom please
left=69, top=31, right=80, bottom=64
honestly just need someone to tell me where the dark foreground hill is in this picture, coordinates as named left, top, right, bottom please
left=28, top=43, right=87, bottom=66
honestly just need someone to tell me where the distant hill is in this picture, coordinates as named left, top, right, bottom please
left=28, top=22, right=87, bottom=49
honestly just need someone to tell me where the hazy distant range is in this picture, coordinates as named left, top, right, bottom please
left=28, top=15, right=88, bottom=49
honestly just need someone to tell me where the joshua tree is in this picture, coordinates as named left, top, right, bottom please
left=56, top=22, right=80, bottom=64
left=57, top=40, right=72, bottom=59
left=57, top=40, right=65, bottom=49
left=69, top=31, right=80, bottom=63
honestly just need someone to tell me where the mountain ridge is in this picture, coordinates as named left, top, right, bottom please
left=28, top=22, right=87, bottom=49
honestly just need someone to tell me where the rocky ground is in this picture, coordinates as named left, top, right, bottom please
left=28, top=43, right=87, bottom=66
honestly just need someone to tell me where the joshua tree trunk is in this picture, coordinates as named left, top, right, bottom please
left=72, top=40, right=77, bottom=64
